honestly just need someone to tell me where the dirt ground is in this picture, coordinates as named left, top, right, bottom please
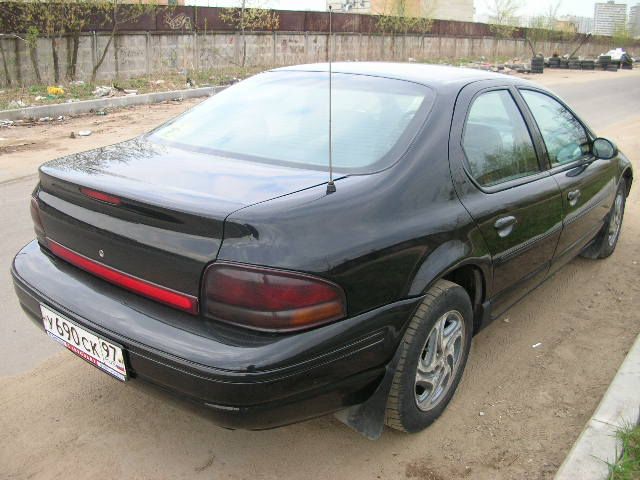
left=0, top=68, right=639, bottom=480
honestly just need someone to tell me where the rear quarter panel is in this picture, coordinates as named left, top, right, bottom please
left=218, top=91, right=492, bottom=317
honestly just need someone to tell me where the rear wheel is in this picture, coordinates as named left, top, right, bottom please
left=581, top=182, right=626, bottom=259
left=385, top=280, right=473, bottom=433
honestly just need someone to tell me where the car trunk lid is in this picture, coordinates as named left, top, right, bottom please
left=36, top=138, right=331, bottom=302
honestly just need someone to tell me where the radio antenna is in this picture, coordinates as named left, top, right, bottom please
left=326, top=5, right=336, bottom=195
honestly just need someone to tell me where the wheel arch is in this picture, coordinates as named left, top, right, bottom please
left=407, top=240, right=490, bottom=334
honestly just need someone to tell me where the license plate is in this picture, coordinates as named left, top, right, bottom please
left=41, top=304, right=127, bottom=381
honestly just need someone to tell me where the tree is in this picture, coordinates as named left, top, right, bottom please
left=486, top=0, right=521, bottom=61
left=0, top=2, right=45, bottom=84
left=89, top=0, right=159, bottom=83
left=219, top=0, right=280, bottom=68
left=487, top=0, right=521, bottom=39
left=63, top=1, right=101, bottom=80
left=375, top=0, right=435, bottom=35
left=526, top=1, right=563, bottom=56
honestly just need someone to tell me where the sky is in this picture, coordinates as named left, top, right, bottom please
left=192, top=1, right=636, bottom=19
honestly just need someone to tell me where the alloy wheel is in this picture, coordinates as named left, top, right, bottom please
left=414, top=310, right=465, bottom=412
left=608, top=191, right=624, bottom=247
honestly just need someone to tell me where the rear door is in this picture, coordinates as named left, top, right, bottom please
left=516, top=88, right=617, bottom=270
left=449, top=82, right=563, bottom=317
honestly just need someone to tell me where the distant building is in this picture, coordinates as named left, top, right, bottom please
left=327, top=0, right=474, bottom=22
left=327, top=0, right=371, bottom=13
left=560, top=15, right=594, bottom=34
left=594, top=1, right=627, bottom=36
left=630, top=3, right=640, bottom=36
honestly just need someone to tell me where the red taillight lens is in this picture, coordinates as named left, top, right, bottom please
left=30, top=197, right=46, bottom=239
left=48, top=239, right=199, bottom=314
left=80, top=187, right=122, bottom=206
left=203, top=263, right=346, bottom=332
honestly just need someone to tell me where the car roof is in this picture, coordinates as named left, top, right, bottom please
left=273, top=62, right=530, bottom=90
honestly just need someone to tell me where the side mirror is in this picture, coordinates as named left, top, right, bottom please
left=592, top=138, right=618, bottom=160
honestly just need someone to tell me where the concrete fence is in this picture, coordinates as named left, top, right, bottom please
left=0, top=30, right=618, bottom=86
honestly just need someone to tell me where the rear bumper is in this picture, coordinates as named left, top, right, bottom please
left=12, top=240, right=421, bottom=430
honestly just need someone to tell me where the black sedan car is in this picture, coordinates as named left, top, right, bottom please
left=12, top=63, right=632, bottom=437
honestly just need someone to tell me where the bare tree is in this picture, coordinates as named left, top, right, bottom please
left=375, top=0, right=435, bottom=35
left=487, top=0, right=521, bottom=27
left=526, top=1, right=563, bottom=55
left=486, top=0, right=521, bottom=61
left=219, top=0, right=280, bottom=68
left=90, top=0, right=159, bottom=83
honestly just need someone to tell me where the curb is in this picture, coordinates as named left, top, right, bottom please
left=0, top=86, right=226, bottom=121
left=554, top=333, right=640, bottom=480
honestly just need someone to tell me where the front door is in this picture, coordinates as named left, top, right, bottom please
left=517, top=88, right=617, bottom=269
left=449, top=84, right=563, bottom=317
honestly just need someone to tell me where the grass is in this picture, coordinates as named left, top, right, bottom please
left=608, top=424, right=640, bottom=480
left=0, top=66, right=266, bottom=111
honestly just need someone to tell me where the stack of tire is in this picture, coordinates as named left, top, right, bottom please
left=531, top=56, right=544, bottom=74
left=581, top=59, right=596, bottom=70
left=548, top=57, right=561, bottom=68
left=560, top=59, right=570, bottom=69
left=598, top=55, right=615, bottom=71
left=568, top=58, right=582, bottom=69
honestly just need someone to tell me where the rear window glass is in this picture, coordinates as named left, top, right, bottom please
left=149, top=71, right=434, bottom=173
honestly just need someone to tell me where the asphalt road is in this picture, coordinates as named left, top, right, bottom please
left=0, top=71, right=639, bottom=376
left=548, top=73, right=640, bottom=131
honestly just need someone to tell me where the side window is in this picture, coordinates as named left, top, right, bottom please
left=462, top=90, right=540, bottom=187
left=520, top=90, right=590, bottom=166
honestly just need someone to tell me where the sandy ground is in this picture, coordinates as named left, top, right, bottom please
left=0, top=69, right=639, bottom=480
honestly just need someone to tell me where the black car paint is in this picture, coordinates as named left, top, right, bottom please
left=12, top=63, right=633, bottom=431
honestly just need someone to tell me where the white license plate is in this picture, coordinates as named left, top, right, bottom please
left=41, top=304, right=127, bottom=381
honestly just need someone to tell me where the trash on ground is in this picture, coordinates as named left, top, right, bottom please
left=92, top=86, right=114, bottom=97
left=38, top=117, right=52, bottom=122
left=34, top=95, right=45, bottom=101
left=123, top=89, right=138, bottom=95
left=56, top=116, right=65, bottom=121
left=151, top=79, right=165, bottom=85
left=8, top=100, right=26, bottom=109
left=0, top=119, right=15, bottom=128
left=47, top=86, right=65, bottom=96
left=78, top=130, right=92, bottom=136
left=96, top=110, right=107, bottom=116
left=70, top=80, right=85, bottom=86
left=479, top=411, right=485, bottom=416
left=532, top=342, right=542, bottom=349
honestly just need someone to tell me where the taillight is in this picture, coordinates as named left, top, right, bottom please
left=202, top=263, right=347, bottom=332
left=48, top=239, right=199, bottom=314
left=30, top=197, right=46, bottom=239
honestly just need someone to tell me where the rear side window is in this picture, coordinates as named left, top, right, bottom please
left=462, top=90, right=539, bottom=187
left=520, top=90, right=590, bottom=166
left=150, top=71, right=434, bottom=174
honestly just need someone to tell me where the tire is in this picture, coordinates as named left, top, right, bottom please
left=385, top=280, right=473, bottom=433
left=580, top=182, right=627, bottom=259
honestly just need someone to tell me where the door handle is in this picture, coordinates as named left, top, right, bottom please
left=494, top=216, right=517, bottom=237
left=568, top=189, right=581, bottom=206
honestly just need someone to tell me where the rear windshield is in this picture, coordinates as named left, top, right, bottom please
left=149, top=71, right=434, bottom=173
